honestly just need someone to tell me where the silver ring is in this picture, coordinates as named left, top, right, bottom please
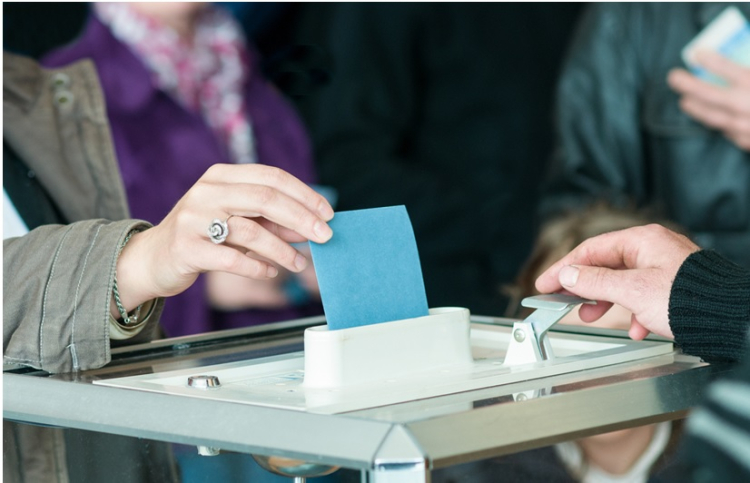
left=208, top=215, right=234, bottom=244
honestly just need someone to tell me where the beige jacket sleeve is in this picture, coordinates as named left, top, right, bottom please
left=3, top=219, right=164, bottom=373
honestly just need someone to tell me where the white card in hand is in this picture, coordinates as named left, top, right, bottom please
left=681, top=6, right=750, bottom=85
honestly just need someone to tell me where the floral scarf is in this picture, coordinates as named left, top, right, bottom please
left=95, top=2, right=257, bottom=164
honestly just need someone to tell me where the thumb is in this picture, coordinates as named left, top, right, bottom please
left=558, top=265, right=641, bottom=313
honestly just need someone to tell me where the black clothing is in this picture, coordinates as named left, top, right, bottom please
left=4, top=141, right=67, bottom=229
left=301, top=3, right=583, bottom=315
left=670, top=250, right=750, bottom=362
left=673, top=250, right=750, bottom=481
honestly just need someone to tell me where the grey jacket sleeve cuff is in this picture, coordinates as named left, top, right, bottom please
left=109, top=297, right=160, bottom=340
left=3, top=219, right=164, bottom=373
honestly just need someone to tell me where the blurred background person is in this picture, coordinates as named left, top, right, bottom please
left=41, top=2, right=325, bottom=342
left=540, top=3, right=750, bottom=271
left=278, top=3, right=584, bottom=317
left=506, top=204, right=689, bottom=481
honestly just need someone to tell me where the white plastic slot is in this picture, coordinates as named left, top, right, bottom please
left=303, top=307, right=473, bottom=388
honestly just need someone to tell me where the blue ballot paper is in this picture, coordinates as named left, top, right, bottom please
left=309, top=205, right=429, bottom=330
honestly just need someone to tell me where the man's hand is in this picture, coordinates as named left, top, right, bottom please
left=535, top=224, right=700, bottom=341
left=668, top=51, right=750, bottom=151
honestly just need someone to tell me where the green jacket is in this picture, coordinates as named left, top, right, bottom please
left=3, top=52, right=174, bottom=483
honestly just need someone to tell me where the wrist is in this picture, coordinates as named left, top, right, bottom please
left=110, top=229, right=159, bottom=319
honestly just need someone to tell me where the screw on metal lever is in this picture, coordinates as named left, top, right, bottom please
left=504, top=294, right=596, bottom=366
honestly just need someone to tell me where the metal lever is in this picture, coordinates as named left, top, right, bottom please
left=504, top=294, right=596, bottom=366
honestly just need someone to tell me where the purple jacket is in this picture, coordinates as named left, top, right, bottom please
left=43, top=14, right=321, bottom=337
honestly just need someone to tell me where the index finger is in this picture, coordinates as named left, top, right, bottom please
left=535, top=228, right=637, bottom=294
left=667, top=68, right=734, bottom=110
left=694, top=50, right=750, bottom=88
left=202, top=164, right=334, bottom=221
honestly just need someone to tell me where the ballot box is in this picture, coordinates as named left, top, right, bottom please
left=4, top=302, right=723, bottom=483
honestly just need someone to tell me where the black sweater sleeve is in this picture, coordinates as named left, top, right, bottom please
left=668, top=250, right=750, bottom=481
left=669, top=250, right=750, bottom=363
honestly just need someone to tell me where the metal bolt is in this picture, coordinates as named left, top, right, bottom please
left=197, top=446, right=220, bottom=456
left=187, top=375, right=221, bottom=389
left=513, top=329, right=526, bottom=343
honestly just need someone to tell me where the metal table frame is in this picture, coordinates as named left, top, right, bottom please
left=4, top=315, right=724, bottom=482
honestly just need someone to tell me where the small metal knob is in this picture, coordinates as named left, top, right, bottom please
left=187, top=375, right=221, bottom=389
left=197, top=446, right=221, bottom=456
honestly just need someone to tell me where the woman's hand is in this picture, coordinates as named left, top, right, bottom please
left=112, top=164, right=334, bottom=316
left=206, top=270, right=293, bottom=310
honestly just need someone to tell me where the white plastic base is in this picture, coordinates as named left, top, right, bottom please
left=95, top=320, right=674, bottom=414
left=303, top=307, right=473, bottom=389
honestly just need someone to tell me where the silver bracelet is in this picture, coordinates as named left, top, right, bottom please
left=113, top=228, right=143, bottom=326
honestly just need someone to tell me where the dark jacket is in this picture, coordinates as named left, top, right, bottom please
left=541, top=3, right=750, bottom=270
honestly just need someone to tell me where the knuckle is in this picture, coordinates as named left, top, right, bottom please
left=186, top=180, right=212, bottom=203
left=641, top=224, right=669, bottom=244
left=248, top=260, right=267, bottom=279
left=263, top=237, right=297, bottom=268
left=294, top=206, right=312, bottom=230
left=578, top=242, right=597, bottom=266
left=280, top=245, right=299, bottom=267
left=630, top=273, right=650, bottom=299
left=239, top=220, right=263, bottom=242
left=217, top=249, right=244, bottom=272
left=205, top=163, right=227, bottom=179
left=590, top=267, right=610, bottom=291
left=729, top=116, right=747, bottom=133
left=267, top=165, right=289, bottom=185
left=255, top=185, right=277, bottom=206
left=737, top=97, right=750, bottom=115
left=174, top=206, right=195, bottom=228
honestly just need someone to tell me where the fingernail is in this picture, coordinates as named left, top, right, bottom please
left=294, top=253, right=308, bottom=271
left=267, top=265, right=278, bottom=278
left=560, top=265, right=579, bottom=287
left=314, top=220, right=333, bottom=242
left=318, top=200, right=334, bottom=221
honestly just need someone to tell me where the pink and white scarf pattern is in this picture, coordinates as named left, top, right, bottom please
left=95, top=2, right=257, bottom=164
